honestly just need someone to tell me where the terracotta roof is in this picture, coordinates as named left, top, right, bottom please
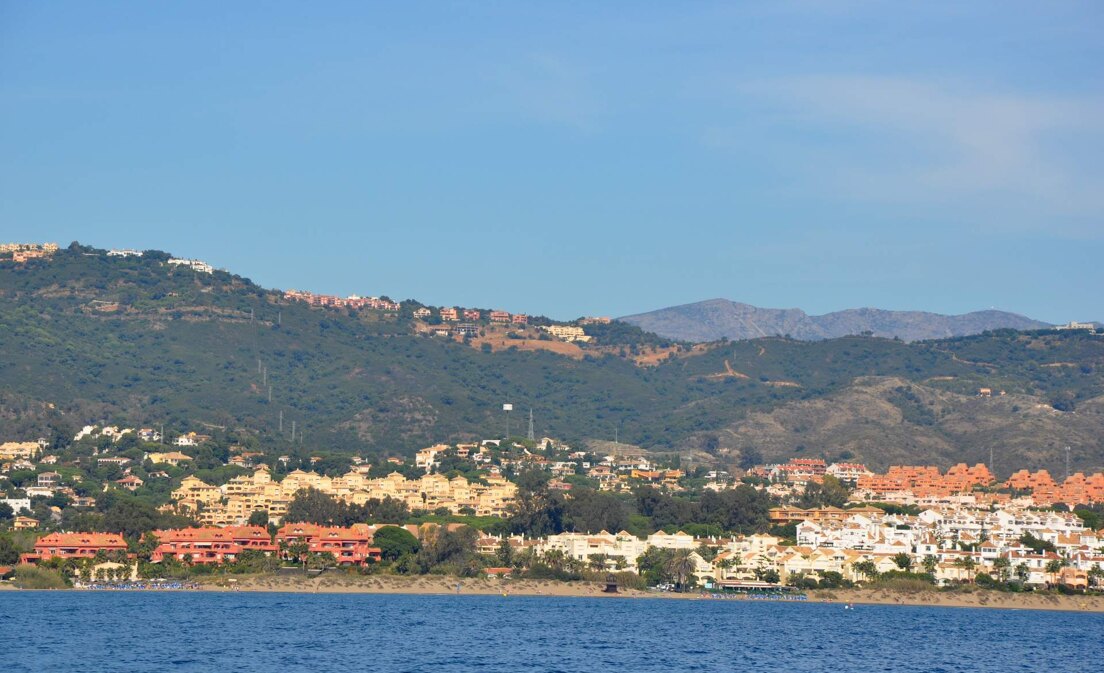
left=35, top=532, right=127, bottom=548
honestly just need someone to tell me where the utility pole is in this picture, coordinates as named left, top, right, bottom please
left=527, top=408, right=535, bottom=441
left=989, top=446, right=994, bottom=475
left=1066, top=446, right=1071, bottom=481
left=268, top=385, right=272, bottom=403
left=291, top=420, right=296, bottom=443
left=263, top=366, right=267, bottom=387
left=279, top=410, right=283, bottom=433
left=503, top=403, right=513, bottom=439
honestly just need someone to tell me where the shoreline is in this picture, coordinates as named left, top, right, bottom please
left=6, top=575, right=1104, bottom=612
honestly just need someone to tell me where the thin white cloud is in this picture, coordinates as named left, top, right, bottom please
left=711, top=75, right=1104, bottom=234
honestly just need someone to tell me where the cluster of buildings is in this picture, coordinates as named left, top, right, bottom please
left=539, top=325, right=591, bottom=343
left=283, top=289, right=400, bottom=311
left=422, top=442, right=688, bottom=493
left=18, top=523, right=396, bottom=568
left=1004, top=470, right=1104, bottom=505
left=166, top=258, right=215, bottom=274
left=412, top=306, right=528, bottom=326
left=518, top=501, right=1104, bottom=589
left=1, top=242, right=58, bottom=263
left=1055, top=321, right=1098, bottom=333
left=749, top=458, right=872, bottom=484
left=855, top=464, right=997, bottom=498
left=746, top=457, right=1104, bottom=508
left=170, top=466, right=518, bottom=526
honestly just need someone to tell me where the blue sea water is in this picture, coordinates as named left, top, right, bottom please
left=1, top=592, right=1101, bottom=672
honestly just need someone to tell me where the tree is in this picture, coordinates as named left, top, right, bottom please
left=1019, top=533, right=1057, bottom=554
left=892, top=552, right=913, bottom=571
left=921, top=555, right=938, bottom=575
left=362, top=496, right=411, bottom=523
left=952, top=556, right=977, bottom=581
left=286, top=488, right=349, bottom=525
left=96, top=491, right=191, bottom=537
left=561, top=489, right=630, bottom=533
left=587, top=553, right=609, bottom=572
left=636, top=547, right=675, bottom=586
left=799, top=475, right=850, bottom=509
left=506, top=486, right=564, bottom=536
left=0, top=535, right=20, bottom=564
left=698, top=486, right=771, bottom=534
left=1015, top=563, right=1030, bottom=582
left=0, top=503, right=13, bottom=522
left=495, top=537, right=513, bottom=566
left=247, top=510, right=269, bottom=527
left=374, top=526, right=420, bottom=562
left=306, top=552, right=337, bottom=570
left=1045, top=558, right=1065, bottom=584
left=853, top=560, right=879, bottom=581
left=665, top=549, right=698, bottom=592
left=415, top=526, right=478, bottom=573
left=738, top=447, right=763, bottom=472
left=993, top=557, right=1011, bottom=582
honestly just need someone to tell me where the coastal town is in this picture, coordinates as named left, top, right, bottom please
left=3, top=425, right=1103, bottom=594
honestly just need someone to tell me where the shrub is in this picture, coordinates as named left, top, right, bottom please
left=13, top=565, right=69, bottom=589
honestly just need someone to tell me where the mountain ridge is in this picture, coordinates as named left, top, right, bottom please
left=620, top=298, right=1053, bottom=343
left=2, top=242, right=1102, bottom=475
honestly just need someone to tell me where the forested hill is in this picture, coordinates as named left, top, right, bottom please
left=1, top=243, right=1103, bottom=476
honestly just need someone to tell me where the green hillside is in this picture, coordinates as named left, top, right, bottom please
left=1, top=243, right=1102, bottom=475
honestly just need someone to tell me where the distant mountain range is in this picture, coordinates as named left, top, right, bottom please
left=620, top=299, right=1053, bottom=343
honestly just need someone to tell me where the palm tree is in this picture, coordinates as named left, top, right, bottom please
left=564, top=557, right=586, bottom=575
left=665, top=549, right=697, bottom=592
left=587, top=554, right=609, bottom=572
left=1015, top=563, right=1030, bottom=582
left=542, top=549, right=567, bottom=571
left=1045, top=559, right=1064, bottom=586
left=992, top=557, right=1011, bottom=582
left=852, top=560, right=879, bottom=582
left=716, top=557, right=735, bottom=578
left=952, top=556, right=977, bottom=582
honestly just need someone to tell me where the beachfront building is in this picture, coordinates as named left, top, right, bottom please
left=22, top=532, right=129, bottom=563
left=150, top=526, right=278, bottom=565
left=275, top=523, right=381, bottom=566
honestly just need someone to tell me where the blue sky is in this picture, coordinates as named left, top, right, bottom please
left=1, top=2, right=1101, bottom=322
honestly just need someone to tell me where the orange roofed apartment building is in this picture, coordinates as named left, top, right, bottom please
left=276, top=523, right=382, bottom=566
left=1005, top=469, right=1104, bottom=505
left=150, top=526, right=278, bottom=565
left=857, top=463, right=995, bottom=498
left=21, top=532, right=129, bottom=564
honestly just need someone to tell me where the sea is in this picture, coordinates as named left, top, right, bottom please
left=1, top=592, right=1101, bottom=672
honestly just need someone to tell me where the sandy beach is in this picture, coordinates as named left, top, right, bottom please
left=809, top=587, right=1104, bottom=612
left=188, top=574, right=1104, bottom=612
left=196, top=573, right=648, bottom=598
